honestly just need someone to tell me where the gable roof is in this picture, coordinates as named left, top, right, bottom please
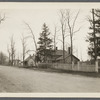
left=52, top=50, right=68, bottom=56
left=24, top=55, right=35, bottom=62
left=67, top=54, right=80, bottom=61
left=56, top=54, right=80, bottom=61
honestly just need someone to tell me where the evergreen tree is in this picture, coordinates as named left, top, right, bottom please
left=37, top=23, right=53, bottom=62
left=87, top=9, right=100, bottom=60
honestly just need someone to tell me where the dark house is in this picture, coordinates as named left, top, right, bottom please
left=56, top=54, right=80, bottom=64
left=51, top=49, right=68, bottom=62
left=24, top=55, right=35, bottom=67
left=46, top=47, right=80, bottom=64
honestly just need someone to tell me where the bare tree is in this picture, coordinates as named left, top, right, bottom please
left=59, top=10, right=68, bottom=63
left=52, top=24, right=59, bottom=50
left=0, top=13, right=5, bottom=24
left=10, top=35, right=15, bottom=66
left=21, top=33, right=27, bottom=66
left=24, top=22, right=38, bottom=65
left=54, top=26, right=57, bottom=50
left=0, top=13, right=6, bottom=65
left=24, top=22, right=37, bottom=52
left=7, top=44, right=11, bottom=65
left=51, top=24, right=60, bottom=62
left=65, top=9, right=80, bottom=64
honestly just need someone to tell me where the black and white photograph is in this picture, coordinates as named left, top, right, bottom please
left=0, top=3, right=99, bottom=96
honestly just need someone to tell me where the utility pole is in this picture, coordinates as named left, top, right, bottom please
left=92, top=9, right=97, bottom=61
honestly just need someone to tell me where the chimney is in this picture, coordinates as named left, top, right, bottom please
left=68, top=47, right=71, bottom=54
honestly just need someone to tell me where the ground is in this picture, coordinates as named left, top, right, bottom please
left=0, top=65, right=100, bottom=92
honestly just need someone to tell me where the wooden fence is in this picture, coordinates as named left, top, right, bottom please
left=51, top=61, right=98, bottom=72
left=38, top=61, right=99, bottom=73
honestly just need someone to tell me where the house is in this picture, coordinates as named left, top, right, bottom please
left=24, top=55, right=35, bottom=67
left=50, top=47, right=80, bottom=64
left=56, top=54, right=80, bottom=64
left=38, top=47, right=80, bottom=64
left=51, top=49, right=68, bottom=62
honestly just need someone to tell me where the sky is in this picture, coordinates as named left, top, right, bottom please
left=0, top=3, right=96, bottom=61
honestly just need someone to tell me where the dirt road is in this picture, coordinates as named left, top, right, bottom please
left=0, top=65, right=100, bottom=92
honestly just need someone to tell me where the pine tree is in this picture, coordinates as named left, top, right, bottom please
left=37, top=23, right=53, bottom=63
left=87, top=9, right=100, bottom=60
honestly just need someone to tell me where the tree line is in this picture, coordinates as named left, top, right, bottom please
left=0, top=9, right=100, bottom=66
left=4, top=9, right=80, bottom=66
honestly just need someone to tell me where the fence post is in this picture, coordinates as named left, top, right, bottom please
left=95, top=60, right=98, bottom=73
left=77, top=61, right=80, bottom=71
left=53, top=63, right=55, bottom=68
left=72, top=61, right=74, bottom=70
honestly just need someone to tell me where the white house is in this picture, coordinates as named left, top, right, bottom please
left=24, top=55, right=35, bottom=67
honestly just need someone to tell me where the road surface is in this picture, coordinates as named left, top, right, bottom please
left=0, top=65, right=100, bottom=92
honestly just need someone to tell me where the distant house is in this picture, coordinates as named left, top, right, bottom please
left=51, top=49, right=68, bottom=63
left=24, top=55, right=35, bottom=67
left=56, top=54, right=80, bottom=64
left=48, top=47, right=80, bottom=64
left=38, top=47, right=80, bottom=64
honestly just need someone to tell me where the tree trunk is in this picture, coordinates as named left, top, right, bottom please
left=63, top=35, right=65, bottom=63
left=9, top=53, right=10, bottom=65
left=23, top=48, right=25, bottom=66
left=11, top=53, right=13, bottom=66
left=71, top=36, right=73, bottom=64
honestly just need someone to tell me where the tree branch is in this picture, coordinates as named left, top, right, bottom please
left=57, top=39, right=63, bottom=43
left=64, top=34, right=70, bottom=38
left=72, top=10, right=80, bottom=36
left=0, top=13, right=5, bottom=24
left=73, top=26, right=81, bottom=34
left=24, top=21, right=37, bottom=51
left=67, top=11, right=72, bottom=37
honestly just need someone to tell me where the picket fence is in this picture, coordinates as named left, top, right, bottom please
left=51, top=62, right=98, bottom=73
left=38, top=61, right=98, bottom=73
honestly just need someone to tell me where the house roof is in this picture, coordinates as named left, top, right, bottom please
left=52, top=50, right=68, bottom=56
left=56, top=54, right=80, bottom=61
left=24, top=55, right=35, bottom=62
